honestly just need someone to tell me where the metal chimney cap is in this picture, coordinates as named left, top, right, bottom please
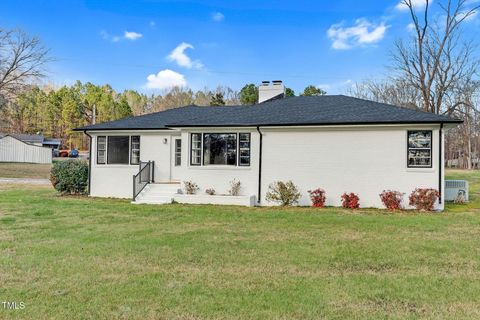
left=272, top=80, right=283, bottom=85
left=261, top=80, right=270, bottom=85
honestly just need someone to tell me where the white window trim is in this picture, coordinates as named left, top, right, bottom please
left=188, top=132, right=251, bottom=168
left=406, top=130, right=434, bottom=171
left=95, top=135, right=140, bottom=167
left=174, top=138, right=182, bottom=166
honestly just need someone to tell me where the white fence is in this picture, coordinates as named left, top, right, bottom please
left=0, top=135, right=52, bottom=164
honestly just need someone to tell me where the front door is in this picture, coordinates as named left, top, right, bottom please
left=170, top=137, right=181, bottom=181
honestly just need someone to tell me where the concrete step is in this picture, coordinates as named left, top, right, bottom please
left=134, top=196, right=173, bottom=204
left=134, top=182, right=180, bottom=204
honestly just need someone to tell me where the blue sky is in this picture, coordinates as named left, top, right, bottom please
left=2, top=0, right=479, bottom=94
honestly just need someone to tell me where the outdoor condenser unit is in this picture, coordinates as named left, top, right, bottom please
left=444, top=180, right=469, bottom=202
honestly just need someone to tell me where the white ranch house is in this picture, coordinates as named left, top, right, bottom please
left=76, top=83, right=461, bottom=210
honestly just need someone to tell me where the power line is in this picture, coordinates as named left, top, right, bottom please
left=56, top=57, right=354, bottom=80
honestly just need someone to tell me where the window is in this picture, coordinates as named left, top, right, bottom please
left=107, top=136, right=129, bottom=164
left=97, top=136, right=106, bottom=164
left=130, top=136, right=140, bottom=165
left=239, top=133, right=251, bottom=166
left=175, top=139, right=181, bottom=166
left=191, top=133, right=201, bottom=165
left=203, top=133, right=237, bottom=166
left=407, top=130, right=432, bottom=168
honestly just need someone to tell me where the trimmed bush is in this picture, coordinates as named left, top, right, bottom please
left=265, top=181, right=301, bottom=206
left=409, top=188, right=439, bottom=211
left=341, top=192, right=360, bottom=209
left=50, top=160, right=88, bottom=195
left=183, top=181, right=199, bottom=195
left=308, top=188, right=326, bottom=208
left=228, top=179, right=241, bottom=196
left=379, top=190, right=404, bottom=210
left=205, top=188, right=216, bottom=195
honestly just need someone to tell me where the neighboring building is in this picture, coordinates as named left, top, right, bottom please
left=0, top=133, right=61, bottom=151
left=75, top=85, right=462, bottom=210
left=0, top=135, right=52, bottom=164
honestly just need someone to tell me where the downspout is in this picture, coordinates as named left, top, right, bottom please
left=438, top=123, right=443, bottom=204
left=84, top=130, right=92, bottom=196
left=256, top=126, right=263, bottom=205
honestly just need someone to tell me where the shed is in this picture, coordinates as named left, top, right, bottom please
left=0, top=135, right=52, bottom=164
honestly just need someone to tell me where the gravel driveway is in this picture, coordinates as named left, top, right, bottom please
left=0, top=178, right=50, bottom=185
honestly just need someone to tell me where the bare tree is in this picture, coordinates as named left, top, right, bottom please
left=445, top=80, right=480, bottom=169
left=0, top=28, right=51, bottom=100
left=347, top=78, right=422, bottom=109
left=393, top=0, right=479, bottom=114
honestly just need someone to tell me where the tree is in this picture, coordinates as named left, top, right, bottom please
left=301, top=85, right=326, bottom=96
left=347, top=78, right=422, bottom=109
left=285, top=87, right=295, bottom=97
left=152, top=86, right=194, bottom=111
left=239, top=84, right=258, bottom=105
left=393, top=0, right=479, bottom=114
left=122, top=89, right=148, bottom=115
left=194, top=88, right=213, bottom=106
left=0, top=28, right=50, bottom=101
left=210, top=92, right=225, bottom=106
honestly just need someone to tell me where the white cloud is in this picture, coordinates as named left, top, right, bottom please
left=318, top=80, right=352, bottom=93
left=327, top=19, right=388, bottom=50
left=211, top=12, right=225, bottom=22
left=167, top=42, right=203, bottom=69
left=145, top=69, right=187, bottom=89
left=406, top=22, right=416, bottom=31
left=396, top=0, right=431, bottom=11
left=124, top=31, right=143, bottom=40
left=100, top=30, right=143, bottom=42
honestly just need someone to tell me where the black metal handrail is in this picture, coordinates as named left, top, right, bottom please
left=132, top=161, right=154, bottom=201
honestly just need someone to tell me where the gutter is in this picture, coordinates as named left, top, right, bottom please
left=256, top=126, right=263, bottom=205
left=439, top=123, right=443, bottom=204
left=165, top=120, right=463, bottom=128
left=84, top=131, right=92, bottom=196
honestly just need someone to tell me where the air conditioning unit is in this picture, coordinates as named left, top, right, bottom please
left=445, top=180, right=469, bottom=202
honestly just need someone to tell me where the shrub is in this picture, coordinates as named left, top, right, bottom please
left=228, top=179, right=241, bottom=196
left=50, top=160, right=88, bottom=195
left=308, top=188, right=326, bottom=208
left=183, top=181, right=199, bottom=195
left=205, top=188, right=216, bottom=196
left=409, top=188, right=439, bottom=211
left=341, top=192, right=360, bottom=209
left=265, top=181, right=301, bottom=206
left=379, top=190, right=404, bottom=210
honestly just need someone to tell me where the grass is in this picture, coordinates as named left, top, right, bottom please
left=0, top=171, right=479, bottom=319
left=0, top=163, right=51, bottom=179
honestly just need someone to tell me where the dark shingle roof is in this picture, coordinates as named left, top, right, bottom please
left=0, top=133, right=44, bottom=143
left=75, top=95, right=462, bottom=131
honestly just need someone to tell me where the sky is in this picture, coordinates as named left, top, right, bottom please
left=2, top=0, right=479, bottom=95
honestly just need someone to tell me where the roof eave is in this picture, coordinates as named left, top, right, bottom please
left=166, top=120, right=463, bottom=128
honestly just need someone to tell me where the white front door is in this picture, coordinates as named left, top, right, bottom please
left=170, top=137, right=182, bottom=181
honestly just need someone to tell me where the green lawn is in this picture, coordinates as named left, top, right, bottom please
left=0, top=171, right=479, bottom=319
left=0, top=163, right=52, bottom=179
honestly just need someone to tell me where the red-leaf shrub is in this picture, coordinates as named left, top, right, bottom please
left=341, top=192, right=360, bottom=209
left=379, top=190, right=404, bottom=210
left=308, top=188, right=326, bottom=208
left=409, top=188, right=439, bottom=211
